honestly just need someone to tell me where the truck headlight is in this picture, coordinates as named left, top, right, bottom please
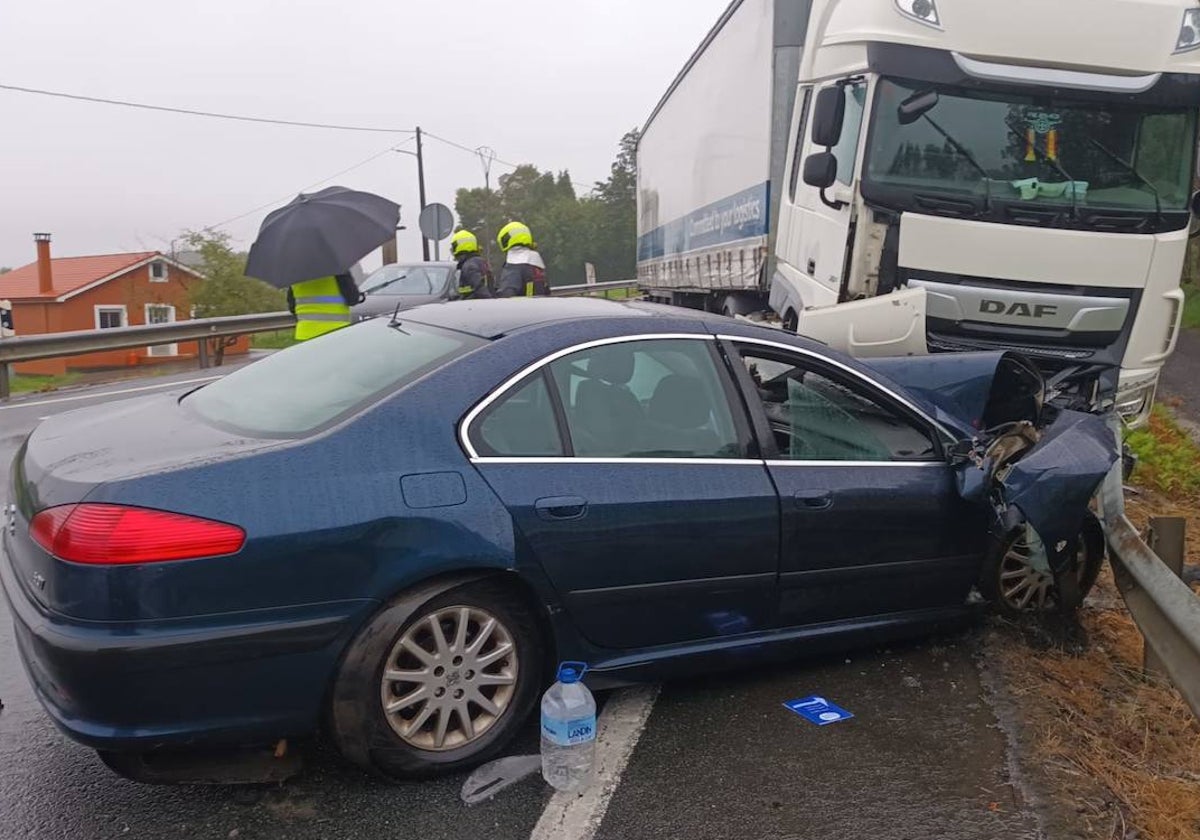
left=1175, top=9, right=1200, bottom=53
left=895, top=0, right=942, bottom=28
left=1115, top=381, right=1156, bottom=428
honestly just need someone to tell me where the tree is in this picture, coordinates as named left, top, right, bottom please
left=181, top=230, right=284, bottom=365
left=590, top=128, right=639, bottom=282
left=0, top=267, right=10, bottom=275
left=452, top=131, right=640, bottom=288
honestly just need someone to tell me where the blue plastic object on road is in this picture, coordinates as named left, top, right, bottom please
left=784, top=696, right=854, bottom=726
left=541, top=662, right=596, bottom=792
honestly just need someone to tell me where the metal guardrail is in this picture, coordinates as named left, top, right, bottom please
left=0, top=281, right=639, bottom=399
left=1100, top=420, right=1200, bottom=720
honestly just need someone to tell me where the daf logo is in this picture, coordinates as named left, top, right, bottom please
left=980, top=299, right=1059, bottom=319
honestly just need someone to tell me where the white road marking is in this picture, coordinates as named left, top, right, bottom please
left=530, top=685, right=660, bottom=840
left=0, top=376, right=221, bottom=411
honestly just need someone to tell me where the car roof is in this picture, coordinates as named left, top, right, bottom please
left=397, top=297, right=729, bottom=339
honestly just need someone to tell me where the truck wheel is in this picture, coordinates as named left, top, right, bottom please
left=982, top=513, right=1105, bottom=616
left=329, top=579, right=542, bottom=780
left=782, top=310, right=799, bottom=334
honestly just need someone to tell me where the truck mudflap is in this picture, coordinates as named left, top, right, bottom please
left=796, top=287, right=930, bottom=358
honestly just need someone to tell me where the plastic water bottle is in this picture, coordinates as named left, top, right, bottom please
left=540, top=662, right=596, bottom=792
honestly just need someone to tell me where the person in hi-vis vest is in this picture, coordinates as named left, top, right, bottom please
left=286, top=267, right=365, bottom=341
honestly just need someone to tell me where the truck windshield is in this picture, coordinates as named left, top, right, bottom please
left=863, top=78, right=1197, bottom=230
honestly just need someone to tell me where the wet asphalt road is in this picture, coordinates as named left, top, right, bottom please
left=1161, top=327, right=1200, bottom=426
left=0, top=366, right=1052, bottom=839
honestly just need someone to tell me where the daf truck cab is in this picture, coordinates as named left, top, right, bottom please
left=636, top=0, right=1200, bottom=425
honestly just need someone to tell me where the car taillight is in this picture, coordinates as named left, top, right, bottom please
left=29, top=504, right=245, bottom=565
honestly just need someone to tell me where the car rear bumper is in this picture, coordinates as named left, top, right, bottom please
left=1, top=534, right=375, bottom=751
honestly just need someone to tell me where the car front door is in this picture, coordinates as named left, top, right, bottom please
left=464, top=335, right=780, bottom=650
left=723, top=336, right=984, bottom=626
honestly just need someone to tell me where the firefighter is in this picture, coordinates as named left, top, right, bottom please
left=286, top=269, right=364, bottom=341
left=450, top=230, right=493, bottom=299
left=495, top=221, right=549, bottom=297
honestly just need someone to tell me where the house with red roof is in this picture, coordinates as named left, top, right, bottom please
left=1, top=233, right=212, bottom=376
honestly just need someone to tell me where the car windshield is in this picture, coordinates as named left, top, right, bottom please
left=184, top=321, right=483, bottom=436
left=864, top=78, right=1198, bottom=227
left=361, top=265, right=451, bottom=297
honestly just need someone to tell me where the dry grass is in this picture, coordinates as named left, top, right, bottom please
left=993, top=416, right=1200, bottom=839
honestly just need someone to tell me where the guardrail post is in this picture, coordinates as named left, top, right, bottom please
left=1144, top=517, right=1187, bottom=678
left=0, top=362, right=9, bottom=401
left=197, top=339, right=210, bottom=370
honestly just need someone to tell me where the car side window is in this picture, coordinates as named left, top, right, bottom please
left=549, top=339, right=743, bottom=459
left=740, top=352, right=937, bottom=462
left=473, top=373, right=565, bottom=457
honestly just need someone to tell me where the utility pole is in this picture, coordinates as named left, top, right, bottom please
left=477, top=146, right=497, bottom=269
left=416, top=126, right=430, bottom=261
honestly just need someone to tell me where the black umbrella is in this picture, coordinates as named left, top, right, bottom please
left=245, top=186, right=400, bottom=288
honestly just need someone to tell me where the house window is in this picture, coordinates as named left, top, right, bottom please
left=95, top=306, right=127, bottom=330
left=149, top=260, right=168, bottom=283
left=145, top=304, right=178, bottom=357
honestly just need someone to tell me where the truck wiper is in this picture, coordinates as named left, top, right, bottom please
left=1005, top=122, right=1079, bottom=220
left=920, top=114, right=993, bottom=214
left=1087, top=138, right=1163, bottom=223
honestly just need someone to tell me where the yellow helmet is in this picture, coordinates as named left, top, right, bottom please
left=450, top=229, right=480, bottom=257
left=497, top=221, right=534, bottom=252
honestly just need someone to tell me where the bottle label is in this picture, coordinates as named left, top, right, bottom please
left=541, top=714, right=596, bottom=746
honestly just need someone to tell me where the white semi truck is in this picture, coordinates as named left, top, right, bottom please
left=636, top=0, right=1200, bottom=424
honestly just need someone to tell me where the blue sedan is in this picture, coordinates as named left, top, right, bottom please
left=1, top=298, right=1111, bottom=780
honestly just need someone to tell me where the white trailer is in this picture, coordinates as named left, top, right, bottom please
left=637, top=0, right=1200, bottom=425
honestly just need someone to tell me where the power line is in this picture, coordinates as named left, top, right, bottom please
left=204, top=140, right=408, bottom=232
left=422, top=130, right=595, bottom=192
left=0, top=82, right=418, bottom=134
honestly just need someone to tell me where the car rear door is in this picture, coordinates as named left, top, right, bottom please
left=463, top=335, right=781, bottom=650
left=721, top=335, right=984, bottom=627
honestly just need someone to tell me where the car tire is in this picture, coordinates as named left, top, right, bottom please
left=982, top=512, right=1105, bottom=616
left=329, top=578, right=542, bottom=780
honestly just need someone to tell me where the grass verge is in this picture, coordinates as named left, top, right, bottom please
left=9, top=372, right=83, bottom=394
left=992, top=405, right=1200, bottom=839
left=251, top=330, right=298, bottom=350
left=1127, top=405, right=1200, bottom=498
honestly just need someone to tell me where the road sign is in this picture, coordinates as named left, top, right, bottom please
left=0, top=299, right=13, bottom=338
left=418, top=203, right=455, bottom=241
left=585, top=263, right=597, bottom=285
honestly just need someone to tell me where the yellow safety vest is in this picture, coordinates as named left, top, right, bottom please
left=292, top=276, right=351, bottom=341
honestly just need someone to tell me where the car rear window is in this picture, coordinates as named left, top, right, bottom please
left=184, top=321, right=482, bottom=436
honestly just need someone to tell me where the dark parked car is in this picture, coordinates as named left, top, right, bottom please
left=352, top=261, right=459, bottom=319
left=1, top=298, right=1113, bottom=781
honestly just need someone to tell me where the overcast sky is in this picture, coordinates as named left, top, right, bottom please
left=0, top=0, right=729, bottom=270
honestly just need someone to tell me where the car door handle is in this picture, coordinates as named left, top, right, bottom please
left=535, top=496, right=589, bottom=522
left=794, top=491, right=833, bottom=511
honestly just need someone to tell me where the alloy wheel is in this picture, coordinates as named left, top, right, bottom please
left=999, top=534, right=1087, bottom=613
left=380, top=606, right=519, bottom=751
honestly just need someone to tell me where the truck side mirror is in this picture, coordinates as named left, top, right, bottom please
left=803, top=152, right=846, bottom=210
left=898, top=90, right=939, bottom=125
left=803, top=152, right=837, bottom=190
left=811, top=87, right=845, bottom=148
